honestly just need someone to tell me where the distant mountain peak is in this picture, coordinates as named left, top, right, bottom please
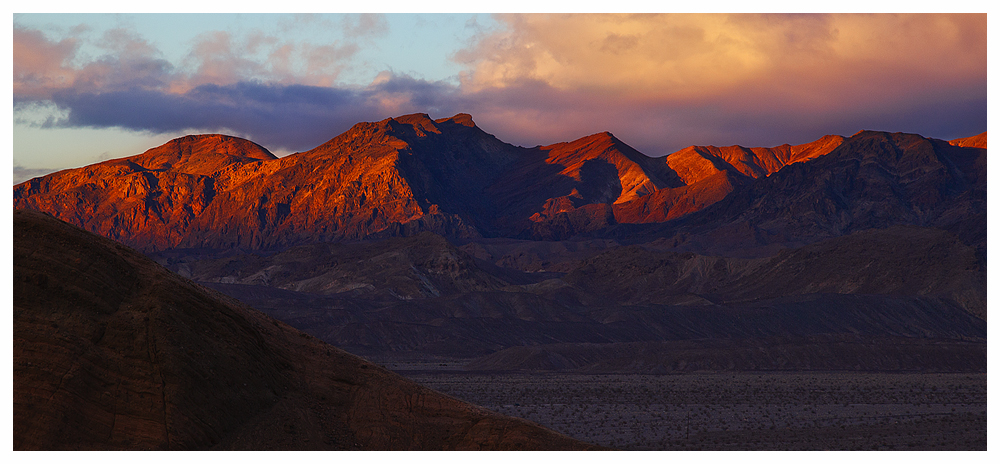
left=435, top=113, right=477, bottom=128
left=389, top=113, right=440, bottom=134
left=168, top=133, right=243, bottom=144
left=123, top=133, right=277, bottom=176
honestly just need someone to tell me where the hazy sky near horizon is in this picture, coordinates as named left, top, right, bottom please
left=11, top=11, right=987, bottom=183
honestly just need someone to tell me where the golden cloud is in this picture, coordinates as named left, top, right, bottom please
left=456, top=13, right=986, bottom=106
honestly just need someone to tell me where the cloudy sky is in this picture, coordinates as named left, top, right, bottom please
left=10, top=8, right=988, bottom=184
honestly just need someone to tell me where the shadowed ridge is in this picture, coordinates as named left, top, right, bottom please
left=538, top=131, right=682, bottom=203
left=391, top=113, right=443, bottom=136
left=13, top=209, right=600, bottom=451
left=603, top=134, right=846, bottom=226
left=611, top=169, right=749, bottom=224
left=600, top=129, right=986, bottom=257
left=481, top=131, right=685, bottom=238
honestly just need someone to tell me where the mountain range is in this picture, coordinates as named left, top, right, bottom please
left=22, top=113, right=969, bottom=253
left=13, top=113, right=987, bottom=449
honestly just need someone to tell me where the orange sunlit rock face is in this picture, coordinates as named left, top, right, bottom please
left=606, top=134, right=845, bottom=225
left=950, top=132, right=986, bottom=149
left=664, top=135, right=845, bottom=185
left=11, top=113, right=982, bottom=251
left=12, top=134, right=277, bottom=249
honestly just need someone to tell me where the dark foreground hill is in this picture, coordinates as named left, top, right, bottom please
left=13, top=209, right=597, bottom=450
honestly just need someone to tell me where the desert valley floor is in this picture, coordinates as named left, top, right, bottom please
left=392, top=364, right=986, bottom=450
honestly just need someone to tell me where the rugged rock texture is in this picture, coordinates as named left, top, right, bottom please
left=13, top=113, right=852, bottom=249
left=564, top=226, right=985, bottom=319
left=505, top=134, right=845, bottom=236
left=596, top=136, right=844, bottom=226
left=664, top=135, right=845, bottom=185
left=159, top=231, right=520, bottom=300
left=611, top=170, right=749, bottom=223
left=13, top=134, right=276, bottom=250
left=488, top=132, right=680, bottom=225
left=599, top=130, right=987, bottom=258
left=13, top=209, right=598, bottom=450
left=11, top=117, right=987, bottom=376
left=14, top=115, right=516, bottom=250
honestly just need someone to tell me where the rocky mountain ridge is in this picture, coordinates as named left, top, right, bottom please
left=16, top=113, right=951, bottom=252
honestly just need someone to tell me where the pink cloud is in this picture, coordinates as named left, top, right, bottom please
left=454, top=13, right=984, bottom=105
left=14, top=25, right=175, bottom=100
left=14, top=22, right=369, bottom=101
left=446, top=13, right=985, bottom=151
left=13, top=27, right=79, bottom=98
left=13, top=14, right=985, bottom=163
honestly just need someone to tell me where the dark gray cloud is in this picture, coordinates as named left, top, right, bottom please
left=35, top=72, right=468, bottom=153
left=38, top=71, right=987, bottom=158
left=47, top=82, right=383, bottom=152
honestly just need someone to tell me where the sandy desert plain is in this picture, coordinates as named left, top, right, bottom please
left=390, top=363, right=986, bottom=450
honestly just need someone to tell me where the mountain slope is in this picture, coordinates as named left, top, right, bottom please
left=154, top=222, right=985, bottom=362
left=664, top=135, right=845, bottom=185
left=491, top=133, right=845, bottom=238
left=950, top=132, right=986, bottom=149
left=14, top=115, right=525, bottom=250
left=12, top=116, right=983, bottom=253
left=593, top=135, right=844, bottom=227
left=600, top=130, right=986, bottom=258
left=13, top=209, right=597, bottom=450
left=179, top=113, right=522, bottom=249
left=563, top=226, right=984, bottom=319
left=13, top=134, right=276, bottom=250
left=14, top=114, right=848, bottom=250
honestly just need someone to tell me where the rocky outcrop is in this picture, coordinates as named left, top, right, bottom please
left=950, top=132, right=986, bottom=149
